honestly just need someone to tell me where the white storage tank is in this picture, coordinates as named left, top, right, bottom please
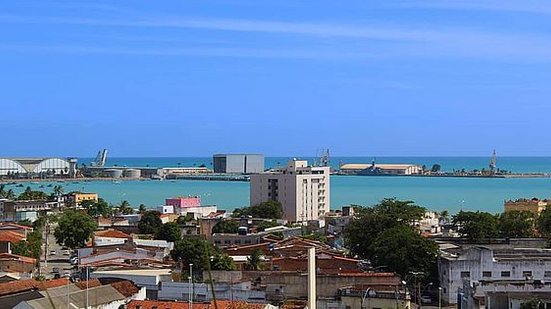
left=104, top=169, right=123, bottom=178
left=123, top=168, right=141, bottom=178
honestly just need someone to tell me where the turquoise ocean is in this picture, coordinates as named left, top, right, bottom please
left=4, top=157, right=551, bottom=214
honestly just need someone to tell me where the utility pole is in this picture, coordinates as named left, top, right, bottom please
left=189, top=263, right=193, bottom=309
left=308, top=247, right=316, bottom=309
left=86, top=266, right=89, bottom=309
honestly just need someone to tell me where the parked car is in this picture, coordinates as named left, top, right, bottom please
left=52, top=267, right=60, bottom=274
left=421, top=296, right=432, bottom=304
left=62, top=250, right=71, bottom=256
left=49, top=250, right=56, bottom=256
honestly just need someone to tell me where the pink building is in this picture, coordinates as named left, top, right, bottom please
left=165, top=197, right=202, bottom=209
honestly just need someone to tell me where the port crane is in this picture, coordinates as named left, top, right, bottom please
left=91, top=149, right=108, bottom=167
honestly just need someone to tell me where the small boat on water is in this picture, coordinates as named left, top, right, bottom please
left=16, top=184, right=24, bottom=187
left=46, top=184, right=53, bottom=187
left=112, top=180, right=122, bottom=184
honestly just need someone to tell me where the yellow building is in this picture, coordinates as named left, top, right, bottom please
left=68, top=192, right=98, bottom=207
left=504, top=198, right=548, bottom=215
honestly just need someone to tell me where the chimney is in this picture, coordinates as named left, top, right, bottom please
left=308, top=247, right=316, bottom=309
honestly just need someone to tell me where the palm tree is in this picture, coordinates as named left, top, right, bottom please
left=246, top=249, right=263, bottom=271
left=53, top=185, right=64, bottom=197
left=5, top=189, right=15, bottom=200
left=138, top=204, right=147, bottom=214
left=0, top=184, right=6, bottom=198
left=118, top=200, right=134, bottom=215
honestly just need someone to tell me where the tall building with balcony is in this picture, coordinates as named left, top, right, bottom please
left=250, top=159, right=330, bottom=222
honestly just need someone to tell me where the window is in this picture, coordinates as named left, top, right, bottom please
left=523, top=271, right=533, bottom=277
left=501, top=271, right=511, bottom=277
left=545, top=271, right=551, bottom=278
left=460, top=271, right=470, bottom=278
left=483, top=271, right=492, bottom=277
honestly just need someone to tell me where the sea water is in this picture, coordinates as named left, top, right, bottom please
left=5, top=157, right=551, bottom=214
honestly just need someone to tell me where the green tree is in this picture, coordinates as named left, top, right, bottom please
left=82, top=198, right=112, bottom=217
left=52, top=185, right=64, bottom=199
left=212, top=220, right=240, bottom=234
left=12, top=230, right=42, bottom=260
left=498, top=211, right=535, bottom=238
left=0, top=185, right=6, bottom=198
left=343, top=199, right=435, bottom=281
left=520, top=298, right=544, bottom=309
left=155, top=222, right=182, bottom=242
left=138, top=204, right=147, bottom=214
left=138, top=211, right=163, bottom=234
left=18, top=186, right=48, bottom=200
left=54, top=210, right=97, bottom=249
left=4, top=189, right=15, bottom=200
left=177, top=214, right=194, bottom=224
left=344, top=198, right=426, bottom=259
left=117, top=200, right=134, bottom=215
left=170, top=237, right=235, bottom=279
left=246, top=249, right=264, bottom=271
left=17, top=219, right=33, bottom=227
left=537, top=207, right=551, bottom=237
left=256, top=220, right=279, bottom=232
left=452, top=211, right=499, bottom=241
left=232, top=200, right=283, bottom=219
left=430, top=164, right=441, bottom=173
left=369, top=225, right=438, bottom=278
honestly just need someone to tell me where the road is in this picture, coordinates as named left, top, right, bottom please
left=39, top=224, right=73, bottom=279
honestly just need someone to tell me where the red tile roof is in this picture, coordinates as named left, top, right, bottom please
left=0, top=253, right=36, bottom=265
left=127, top=300, right=265, bottom=309
left=0, top=231, right=26, bottom=243
left=110, top=280, right=140, bottom=297
left=94, top=229, right=130, bottom=238
left=0, top=223, right=33, bottom=230
left=0, top=278, right=69, bottom=296
left=75, top=279, right=102, bottom=290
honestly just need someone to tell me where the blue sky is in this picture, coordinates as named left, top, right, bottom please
left=1, top=0, right=551, bottom=157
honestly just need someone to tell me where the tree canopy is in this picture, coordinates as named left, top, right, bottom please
left=452, top=211, right=500, bottom=241
left=212, top=220, right=240, bottom=234
left=12, top=229, right=42, bottom=261
left=369, top=225, right=438, bottom=278
left=117, top=200, right=134, bottom=215
left=138, top=211, right=163, bottom=234
left=343, top=198, right=436, bottom=280
left=498, top=210, right=535, bottom=238
left=81, top=198, right=113, bottom=218
left=54, top=210, right=97, bottom=249
left=245, top=249, right=264, bottom=271
left=155, top=222, right=182, bottom=242
left=537, top=207, right=551, bottom=237
left=18, top=187, right=48, bottom=200
left=170, top=237, right=235, bottom=279
left=232, top=200, right=283, bottom=219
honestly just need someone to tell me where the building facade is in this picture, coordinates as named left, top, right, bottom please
left=213, top=154, right=265, bottom=174
left=439, top=245, right=551, bottom=305
left=250, top=160, right=330, bottom=222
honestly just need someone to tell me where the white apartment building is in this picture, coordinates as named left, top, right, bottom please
left=439, top=245, right=551, bottom=305
left=250, top=159, right=330, bottom=222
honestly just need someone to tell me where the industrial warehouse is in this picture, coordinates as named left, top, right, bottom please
left=0, top=157, right=78, bottom=178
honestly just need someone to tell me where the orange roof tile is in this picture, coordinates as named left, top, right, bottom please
left=110, top=280, right=140, bottom=297
left=75, top=279, right=102, bottom=290
left=0, top=253, right=36, bottom=264
left=0, top=230, right=26, bottom=243
left=0, top=223, right=33, bottom=230
left=94, top=229, right=130, bottom=238
left=0, top=278, right=69, bottom=296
